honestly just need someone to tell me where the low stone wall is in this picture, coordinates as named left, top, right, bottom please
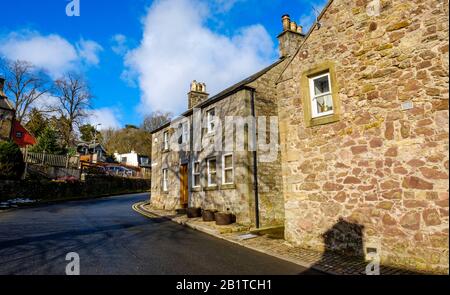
left=0, top=175, right=151, bottom=203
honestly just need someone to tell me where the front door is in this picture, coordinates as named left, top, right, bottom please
left=180, top=164, right=189, bottom=207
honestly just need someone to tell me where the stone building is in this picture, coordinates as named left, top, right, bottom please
left=149, top=0, right=448, bottom=273
left=150, top=57, right=290, bottom=226
left=0, top=77, right=15, bottom=141
left=277, top=0, right=448, bottom=273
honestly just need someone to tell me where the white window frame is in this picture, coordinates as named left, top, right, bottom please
left=206, top=108, right=216, bottom=134
left=207, top=157, right=217, bottom=187
left=309, top=72, right=334, bottom=118
left=162, top=168, right=169, bottom=192
left=222, top=153, right=234, bottom=185
left=163, top=131, right=169, bottom=150
left=192, top=161, right=201, bottom=188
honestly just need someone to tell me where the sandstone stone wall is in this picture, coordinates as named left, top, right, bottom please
left=277, top=0, right=449, bottom=273
left=248, top=59, right=288, bottom=226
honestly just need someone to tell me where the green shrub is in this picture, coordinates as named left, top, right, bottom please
left=0, top=141, right=25, bottom=180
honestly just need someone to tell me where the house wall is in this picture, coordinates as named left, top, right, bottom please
left=277, top=0, right=449, bottom=273
left=189, top=90, right=254, bottom=224
left=0, top=108, right=13, bottom=141
left=248, top=59, right=288, bottom=226
left=149, top=60, right=287, bottom=226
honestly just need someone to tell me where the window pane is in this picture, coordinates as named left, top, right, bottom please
left=209, top=160, right=216, bottom=173
left=224, top=155, right=232, bottom=168
left=194, top=175, right=200, bottom=186
left=194, top=162, right=199, bottom=173
left=314, top=75, right=330, bottom=95
left=225, top=169, right=233, bottom=183
left=315, top=94, right=334, bottom=114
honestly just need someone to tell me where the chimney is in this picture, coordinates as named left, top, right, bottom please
left=188, top=80, right=209, bottom=109
left=277, top=14, right=305, bottom=58
left=0, top=77, right=5, bottom=97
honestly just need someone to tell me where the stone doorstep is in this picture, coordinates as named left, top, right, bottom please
left=134, top=202, right=430, bottom=275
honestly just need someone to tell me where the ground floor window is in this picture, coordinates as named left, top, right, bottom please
left=207, top=158, right=217, bottom=186
left=222, top=153, right=234, bottom=184
left=192, top=161, right=200, bottom=187
left=162, top=168, right=169, bottom=192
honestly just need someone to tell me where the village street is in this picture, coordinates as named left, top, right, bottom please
left=0, top=193, right=319, bottom=275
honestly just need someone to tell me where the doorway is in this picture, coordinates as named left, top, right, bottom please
left=180, top=164, right=189, bottom=208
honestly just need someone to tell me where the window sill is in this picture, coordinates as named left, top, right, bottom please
left=204, top=186, right=218, bottom=191
left=161, top=190, right=169, bottom=194
left=308, top=113, right=340, bottom=127
left=191, top=186, right=202, bottom=192
left=220, top=183, right=236, bottom=190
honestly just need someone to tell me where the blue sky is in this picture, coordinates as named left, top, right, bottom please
left=0, top=0, right=326, bottom=129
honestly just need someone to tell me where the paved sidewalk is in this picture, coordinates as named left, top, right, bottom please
left=133, top=202, right=423, bottom=275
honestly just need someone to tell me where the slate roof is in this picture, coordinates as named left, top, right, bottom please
left=151, top=57, right=286, bottom=134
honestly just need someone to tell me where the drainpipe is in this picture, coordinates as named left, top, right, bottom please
left=247, top=87, right=260, bottom=229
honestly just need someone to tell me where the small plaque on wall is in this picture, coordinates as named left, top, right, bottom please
left=401, top=101, right=413, bottom=111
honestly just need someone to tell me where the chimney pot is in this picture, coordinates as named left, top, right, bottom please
left=188, top=80, right=208, bottom=109
left=282, top=14, right=290, bottom=31
left=297, top=25, right=303, bottom=34
left=290, top=21, right=297, bottom=32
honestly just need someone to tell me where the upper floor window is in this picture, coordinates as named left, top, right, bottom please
left=222, top=153, right=234, bottom=184
left=163, top=131, right=169, bottom=150
left=206, top=108, right=216, bottom=133
left=309, top=72, right=334, bottom=118
left=181, top=122, right=189, bottom=144
left=207, top=157, right=217, bottom=186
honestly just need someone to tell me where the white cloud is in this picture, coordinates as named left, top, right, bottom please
left=124, top=0, right=276, bottom=115
left=0, top=31, right=102, bottom=78
left=86, top=108, right=122, bottom=130
left=77, top=38, right=103, bottom=66
left=111, top=34, right=128, bottom=55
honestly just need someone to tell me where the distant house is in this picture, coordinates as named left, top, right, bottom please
left=12, top=120, right=37, bottom=147
left=114, top=150, right=150, bottom=167
left=77, top=142, right=107, bottom=163
left=114, top=150, right=151, bottom=179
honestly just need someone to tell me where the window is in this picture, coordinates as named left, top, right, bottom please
left=162, top=168, right=169, bottom=192
left=222, top=154, right=234, bottom=184
left=192, top=161, right=200, bottom=187
left=182, top=122, right=189, bottom=144
left=15, top=131, right=23, bottom=138
left=121, top=157, right=127, bottom=164
left=207, top=158, right=217, bottom=186
left=206, top=108, right=216, bottom=133
left=301, top=62, right=340, bottom=127
left=163, top=131, right=169, bottom=150
left=309, top=72, right=334, bottom=118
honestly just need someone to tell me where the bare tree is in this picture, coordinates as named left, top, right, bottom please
left=141, top=111, right=172, bottom=132
left=0, top=59, right=50, bottom=123
left=54, top=72, right=92, bottom=147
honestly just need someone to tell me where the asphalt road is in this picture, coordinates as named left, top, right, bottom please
left=0, top=193, right=321, bottom=275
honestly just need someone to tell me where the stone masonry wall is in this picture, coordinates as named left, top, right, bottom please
left=277, top=0, right=449, bottom=273
left=248, top=59, right=288, bottom=226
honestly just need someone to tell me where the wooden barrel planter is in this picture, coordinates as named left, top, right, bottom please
left=215, top=212, right=235, bottom=225
left=186, top=207, right=202, bottom=218
left=202, top=210, right=217, bottom=222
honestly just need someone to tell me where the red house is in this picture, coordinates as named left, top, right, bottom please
left=12, top=119, right=37, bottom=147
